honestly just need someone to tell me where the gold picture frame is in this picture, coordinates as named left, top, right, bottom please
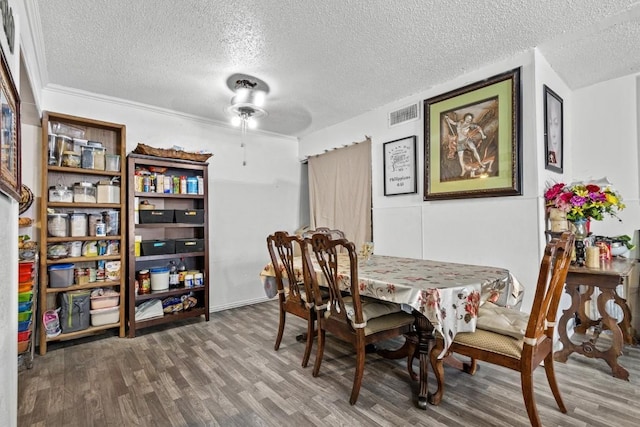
left=423, top=68, right=521, bottom=200
left=0, top=45, right=20, bottom=202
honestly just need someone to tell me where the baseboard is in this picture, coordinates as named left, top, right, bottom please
left=209, top=296, right=272, bottom=313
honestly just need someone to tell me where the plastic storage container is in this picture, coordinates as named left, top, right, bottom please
left=73, top=181, right=97, bottom=203
left=175, top=238, right=205, bottom=253
left=90, top=289, right=120, bottom=309
left=49, top=185, right=73, bottom=202
left=97, top=181, right=120, bottom=203
left=48, top=263, right=75, bottom=288
left=69, top=212, right=88, bottom=237
left=90, top=306, right=119, bottom=326
left=60, top=290, right=91, bottom=333
left=141, top=239, right=175, bottom=255
left=150, top=267, right=170, bottom=291
left=139, top=209, right=174, bottom=224
left=174, top=209, right=204, bottom=224
left=105, top=154, right=121, bottom=172
left=62, top=151, right=81, bottom=168
left=47, top=213, right=69, bottom=237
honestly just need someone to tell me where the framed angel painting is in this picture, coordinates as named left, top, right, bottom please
left=423, top=68, right=521, bottom=200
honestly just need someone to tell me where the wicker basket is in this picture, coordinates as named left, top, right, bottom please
left=132, top=143, right=213, bottom=162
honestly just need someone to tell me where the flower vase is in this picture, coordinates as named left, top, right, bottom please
left=570, top=218, right=588, bottom=265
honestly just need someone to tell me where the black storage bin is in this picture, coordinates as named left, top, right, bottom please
left=139, top=209, right=174, bottom=224
left=59, top=290, right=91, bottom=333
left=141, top=239, right=175, bottom=255
left=174, top=209, right=204, bottom=224
left=175, top=238, right=205, bottom=253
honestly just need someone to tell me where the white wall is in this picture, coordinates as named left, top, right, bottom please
left=38, top=88, right=302, bottom=310
left=300, top=51, right=543, bottom=311
left=571, top=75, right=640, bottom=239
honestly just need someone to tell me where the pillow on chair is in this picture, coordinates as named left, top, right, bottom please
left=341, top=296, right=402, bottom=323
left=476, top=301, right=529, bottom=340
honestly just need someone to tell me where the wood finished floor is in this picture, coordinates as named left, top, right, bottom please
left=18, top=300, right=640, bottom=427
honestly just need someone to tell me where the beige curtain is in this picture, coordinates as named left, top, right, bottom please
left=308, top=137, right=372, bottom=249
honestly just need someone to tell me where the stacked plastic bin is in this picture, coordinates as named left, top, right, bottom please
left=18, top=260, right=36, bottom=368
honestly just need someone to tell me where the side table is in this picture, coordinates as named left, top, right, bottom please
left=554, top=258, right=636, bottom=380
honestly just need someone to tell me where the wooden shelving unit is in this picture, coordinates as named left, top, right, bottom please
left=38, top=112, right=127, bottom=355
left=126, top=153, right=210, bottom=337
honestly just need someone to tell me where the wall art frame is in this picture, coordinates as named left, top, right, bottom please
left=383, top=135, right=417, bottom=196
left=0, top=44, right=20, bottom=202
left=543, top=84, right=563, bottom=173
left=423, top=68, right=521, bottom=200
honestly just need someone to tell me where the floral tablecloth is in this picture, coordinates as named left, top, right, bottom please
left=260, top=254, right=523, bottom=357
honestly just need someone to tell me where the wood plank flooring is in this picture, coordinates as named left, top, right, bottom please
left=18, top=300, right=640, bottom=426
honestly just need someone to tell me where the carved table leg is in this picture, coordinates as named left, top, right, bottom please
left=413, top=314, right=434, bottom=409
left=595, top=289, right=629, bottom=380
left=554, top=283, right=580, bottom=363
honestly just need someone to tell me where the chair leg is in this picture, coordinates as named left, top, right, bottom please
left=274, top=308, right=286, bottom=351
left=543, top=353, right=567, bottom=413
left=521, top=370, right=542, bottom=427
left=349, top=342, right=366, bottom=405
left=464, top=357, right=478, bottom=375
left=301, top=316, right=314, bottom=368
left=312, top=329, right=325, bottom=377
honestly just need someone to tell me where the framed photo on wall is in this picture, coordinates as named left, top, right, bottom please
left=423, top=68, right=521, bottom=200
left=0, top=45, right=20, bottom=202
left=543, top=85, right=563, bottom=173
left=383, top=135, right=417, bottom=196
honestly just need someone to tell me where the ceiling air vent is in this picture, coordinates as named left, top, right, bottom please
left=388, top=102, right=420, bottom=127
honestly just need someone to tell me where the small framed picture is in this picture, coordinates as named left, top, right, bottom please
left=383, top=135, right=417, bottom=196
left=544, top=85, right=563, bottom=173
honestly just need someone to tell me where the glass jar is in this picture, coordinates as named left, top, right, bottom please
left=73, top=181, right=97, bottom=203
left=47, top=213, right=69, bottom=237
left=138, top=270, right=151, bottom=294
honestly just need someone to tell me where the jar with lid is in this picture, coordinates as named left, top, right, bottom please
left=73, top=181, right=97, bottom=203
left=62, top=151, right=81, bottom=168
left=48, top=185, right=73, bottom=203
left=69, top=212, right=88, bottom=237
left=137, top=270, right=151, bottom=294
left=47, top=213, right=69, bottom=237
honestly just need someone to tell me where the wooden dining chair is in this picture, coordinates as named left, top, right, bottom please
left=267, top=231, right=316, bottom=367
left=429, top=231, right=574, bottom=427
left=304, top=232, right=416, bottom=405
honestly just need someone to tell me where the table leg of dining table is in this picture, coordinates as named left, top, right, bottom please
left=376, top=312, right=434, bottom=409
left=414, top=313, right=435, bottom=409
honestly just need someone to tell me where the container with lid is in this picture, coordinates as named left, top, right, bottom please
left=69, top=212, right=88, bottom=237
left=62, top=151, right=81, bottom=168
left=150, top=267, right=170, bottom=291
left=73, top=181, right=97, bottom=203
left=54, top=135, right=74, bottom=166
left=105, top=154, right=121, bottom=172
left=137, top=270, right=151, bottom=294
left=49, top=185, right=73, bottom=203
left=97, top=180, right=120, bottom=203
left=47, top=213, right=69, bottom=237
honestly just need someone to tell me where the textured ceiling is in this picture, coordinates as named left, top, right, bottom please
left=33, top=0, right=640, bottom=138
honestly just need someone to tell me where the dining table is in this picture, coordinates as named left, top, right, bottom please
left=260, top=253, right=524, bottom=409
